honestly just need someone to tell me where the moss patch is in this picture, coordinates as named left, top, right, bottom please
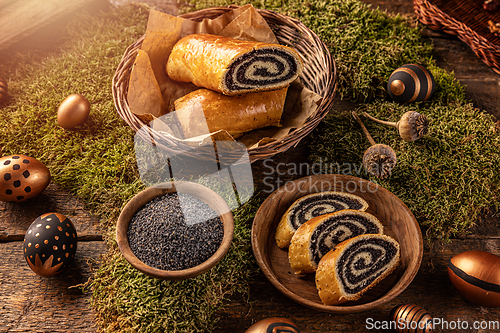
left=309, top=99, right=500, bottom=239
left=189, top=0, right=433, bottom=102
left=1, top=0, right=499, bottom=332
left=0, top=4, right=258, bottom=332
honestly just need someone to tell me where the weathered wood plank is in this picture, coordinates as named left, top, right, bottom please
left=360, top=0, right=500, bottom=119
left=0, top=241, right=105, bottom=333
left=431, top=36, right=500, bottom=119
left=0, top=1, right=499, bottom=333
left=0, top=182, right=102, bottom=241
left=361, top=0, right=416, bottom=14
left=215, top=239, right=500, bottom=332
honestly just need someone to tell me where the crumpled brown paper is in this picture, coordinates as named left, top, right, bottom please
left=127, top=4, right=322, bottom=149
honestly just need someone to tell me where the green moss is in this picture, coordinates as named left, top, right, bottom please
left=91, top=199, right=260, bottom=333
left=1, top=0, right=499, bottom=332
left=309, top=99, right=500, bottom=239
left=0, top=4, right=259, bottom=332
left=188, top=0, right=433, bottom=102
left=0, top=4, right=149, bottom=222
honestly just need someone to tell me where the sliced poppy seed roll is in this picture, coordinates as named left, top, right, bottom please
left=288, top=210, right=383, bottom=275
left=166, top=33, right=303, bottom=95
left=315, top=234, right=400, bottom=305
left=275, top=191, right=369, bottom=249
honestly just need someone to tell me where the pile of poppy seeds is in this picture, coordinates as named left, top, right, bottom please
left=127, top=192, right=224, bottom=271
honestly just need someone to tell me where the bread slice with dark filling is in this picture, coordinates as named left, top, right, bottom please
left=315, top=234, right=400, bottom=305
left=275, top=191, right=369, bottom=249
left=288, top=210, right=383, bottom=275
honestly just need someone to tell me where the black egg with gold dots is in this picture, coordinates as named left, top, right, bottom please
left=23, top=213, right=78, bottom=277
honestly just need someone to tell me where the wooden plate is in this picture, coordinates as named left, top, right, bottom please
left=251, top=174, right=423, bottom=313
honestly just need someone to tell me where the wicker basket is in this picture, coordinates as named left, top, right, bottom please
left=414, top=0, right=500, bottom=74
left=112, top=5, right=337, bottom=163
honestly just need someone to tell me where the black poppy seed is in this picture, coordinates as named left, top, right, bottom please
left=127, top=192, right=224, bottom=271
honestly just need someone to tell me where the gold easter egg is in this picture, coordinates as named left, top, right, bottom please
left=448, top=250, right=500, bottom=307
left=0, top=155, right=51, bottom=202
left=57, top=93, right=90, bottom=129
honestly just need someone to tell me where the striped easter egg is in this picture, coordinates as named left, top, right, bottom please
left=245, top=318, right=300, bottom=333
left=387, top=64, right=435, bottom=103
left=390, top=304, right=433, bottom=333
left=0, top=77, right=7, bottom=102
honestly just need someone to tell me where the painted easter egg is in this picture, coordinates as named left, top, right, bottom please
left=0, top=77, right=7, bottom=102
left=245, top=318, right=300, bottom=333
left=23, top=213, right=78, bottom=277
left=0, top=154, right=50, bottom=202
left=387, top=64, right=435, bottom=103
left=57, top=93, right=90, bottom=129
left=448, top=250, right=500, bottom=307
left=390, top=304, right=433, bottom=333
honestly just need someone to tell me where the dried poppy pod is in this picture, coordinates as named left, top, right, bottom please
left=352, top=111, right=397, bottom=179
left=364, top=111, right=429, bottom=142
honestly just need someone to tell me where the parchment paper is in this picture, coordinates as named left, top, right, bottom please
left=127, top=4, right=322, bottom=149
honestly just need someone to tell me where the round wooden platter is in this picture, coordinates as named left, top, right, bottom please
left=116, top=181, right=234, bottom=280
left=251, top=174, right=423, bottom=313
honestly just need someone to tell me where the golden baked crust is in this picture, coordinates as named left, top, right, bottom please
left=275, top=192, right=369, bottom=249
left=166, top=33, right=303, bottom=95
left=173, top=87, right=287, bottom=138
left=315, top=234, right=400, bottom=305
left=287, top=210, right=383, bottom=275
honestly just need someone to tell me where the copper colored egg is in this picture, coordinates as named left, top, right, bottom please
left=57, top=93, right=90, bottom=129
left=387, top=64, right=435, bottom=103
left=0, top=77, right=7, bottom=102
left=447, top=250, right=500, bottom=307
left=0, top=77, right=8, bottom=103
left=0, top=154, right=50, bottom=202
left=245, top=318, right=300, bottom=333
left=23, top=213, right=78, bottom=277
left=390, top=304, right=433, bottom=333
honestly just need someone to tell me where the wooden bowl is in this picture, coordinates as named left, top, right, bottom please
left=251, top=174, right=423, bottom=313
left=116, top=181, right=234, bottom=280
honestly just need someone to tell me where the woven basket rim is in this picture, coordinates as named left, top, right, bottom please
left=112, top=5, right=337, bottom=163
left=414, top=0, right=500, bottom=74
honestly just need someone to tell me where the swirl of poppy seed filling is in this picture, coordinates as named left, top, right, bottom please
left=309, top=215, right=382, bottom=265
left=289, top=194, right=365, bottom=231
left=337, top=238, right=398, bottom=295
left=225, top=48, right=299, bottom=91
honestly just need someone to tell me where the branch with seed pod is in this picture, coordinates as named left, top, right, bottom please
left=352, top=111, right=397, bottom=179
left=363, top=111, right=429, bottom=142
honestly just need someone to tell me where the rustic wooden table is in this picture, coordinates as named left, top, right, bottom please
left=1, top=0, right=500, bottom=332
